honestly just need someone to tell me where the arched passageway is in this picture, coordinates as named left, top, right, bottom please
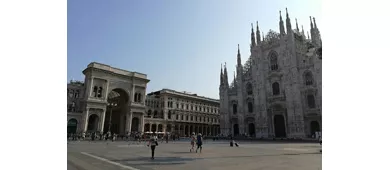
left=233, top=124, right=239, bottom=136
left=274, top=115, right=286, bottom=137
left=248, top=123, right=255, bottom=137
left=104, top=88, right=129, bottom=134
left=158, top=124, right=163, bottom=132
left=310, top=121, right=320, bottom=136
left=131, top=117, right=139, bottom=132
left=144, top=123, right=150, bottom=132
left=87, top=114, right=99, bottom=132
left=67, top=119, right=78, bottom=134
left=151, top=124, right=157, bottom=132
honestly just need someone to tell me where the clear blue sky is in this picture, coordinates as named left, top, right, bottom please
left=68, top=0, right=321, bottom=99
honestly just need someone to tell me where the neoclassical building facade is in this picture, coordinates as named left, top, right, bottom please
left=67, top=63, right=220, bottom=136
left=67, top=62, right=149, bottom=134
left=219, top=9, right=322, bottom=138
left=144, top=89, right=220, bottom=136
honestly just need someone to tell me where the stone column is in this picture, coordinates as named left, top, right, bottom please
left=125, top=112, right=131, bottom=133
left=104, top=80, right=110, bottom=101
left=82, top=108, right=90, bottom=132
left=84, top=77, right=94, bottom=99
left=99, top=108, right=106, bottom=133
left=163, top=124, right=166, bottom=133
left=140, top=116, right=144, bottom=133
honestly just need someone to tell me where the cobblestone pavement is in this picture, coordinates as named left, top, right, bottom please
left=67, top=140, right=322, bottom=170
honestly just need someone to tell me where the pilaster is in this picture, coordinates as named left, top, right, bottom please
left=99, top=108, right=106, bottom=133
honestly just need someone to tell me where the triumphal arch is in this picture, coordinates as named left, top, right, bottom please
left=80, top=62, right=149, bottom=135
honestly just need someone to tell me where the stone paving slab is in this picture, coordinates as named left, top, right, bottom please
left=67, top=141, right=322, bottom=170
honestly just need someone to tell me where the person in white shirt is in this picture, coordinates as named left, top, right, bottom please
left=147, top=132, right=158, bottom=160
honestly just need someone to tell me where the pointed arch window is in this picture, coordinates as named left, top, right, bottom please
left=272, top=82, right=280, bottom=95
left=270, top=52, right=279, bottom=70
left=305, top=72, right=314, bottom=86
left=248, top=102, right=253, bottom=113
left=246, top=83, right=253, bottom=95
left=233, top=104, right=238, bottom=114
left=307, top=95, right=316, bottom=108
left=168, top=111, right=171, bottom=119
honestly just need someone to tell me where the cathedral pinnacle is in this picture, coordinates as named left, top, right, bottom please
left=295, top=18, right=299, bottom=32
left=251, top=23, right=256, bottom=47
left=256, top=21, right=261, bottom=44
left=285, top=8, right=292, bottom=33
left=220, top=63, right=223, bottom=85
left=313, top=17, right=318, bottom=29
left=237, top=44, right=241, bottom=65
left=310, top=16, right=313, bottom=29
left=279, top=10, right=286, bottom=35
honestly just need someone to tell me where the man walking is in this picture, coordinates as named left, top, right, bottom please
left=147, top=132, right=158, bottom=160
left=195, top=133, right=203, bottom=153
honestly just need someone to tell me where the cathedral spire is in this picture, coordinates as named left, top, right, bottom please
left=301, top=25, right=306, bottom=39
left=295, top=18, right=299, bottom=32
left=256, top=21, right=261, bottom=44
left=310, top=16, right=314, bottom=29
left=237, top=44, right=241, bottom=66
left=285, top=8, right=292, bottom=34
left=279, top=10, right=286, bottom=35
left=233, top=71, right=236, bottom=83
left=220, top=63, right=223, bottom=86
left=307, top=31, right=310, bottom=39
left=251, top=23, right=256, bottom=47
left=224, top=62, right=228, bottom=85
left=313, top=17, right=318, bottom=29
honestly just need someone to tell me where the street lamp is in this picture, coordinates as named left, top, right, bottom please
left=107, top=102, right=118, bottom=133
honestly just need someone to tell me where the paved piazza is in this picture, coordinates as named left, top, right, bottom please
left=67, top=140, right=321, bottom=170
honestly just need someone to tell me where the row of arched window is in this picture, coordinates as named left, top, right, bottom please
left=244, top=72, right=314, bottom=96
left=146, top=109, right=219, bottom=123
left=232, top=94, right=316, bottom=114
left=232, top=102, right=253, bottom=114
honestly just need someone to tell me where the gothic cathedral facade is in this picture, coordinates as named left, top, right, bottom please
left=219, top=9, right=322, bottom=138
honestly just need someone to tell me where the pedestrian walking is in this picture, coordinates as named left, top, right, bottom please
left=147, top=132, right=158, bottom=160
left=195, top=133, right=203, bottom=153
left=190, top=132, right=196, bottom=152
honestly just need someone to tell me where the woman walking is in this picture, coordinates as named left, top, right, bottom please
left=147, top=132, right=158, bottom=160
left=190, top=132, right=196, bottom=152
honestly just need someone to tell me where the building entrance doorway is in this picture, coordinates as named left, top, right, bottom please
left=310, top=121, right=320, bottom=136
left=274, top=115, right=286, bottom=137
left=248, top=123, right=255, bottom=137
left=67, top=119, right=78, bottom=134
left=233, top=124, right=239, bottom=136
left=104, top=88, right=129, bottom=134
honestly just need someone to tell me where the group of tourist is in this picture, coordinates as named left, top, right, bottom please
left=146, top=132, right=205, bottom=160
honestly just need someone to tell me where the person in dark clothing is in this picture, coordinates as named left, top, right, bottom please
left=195, top=133, right=203, bottom=153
